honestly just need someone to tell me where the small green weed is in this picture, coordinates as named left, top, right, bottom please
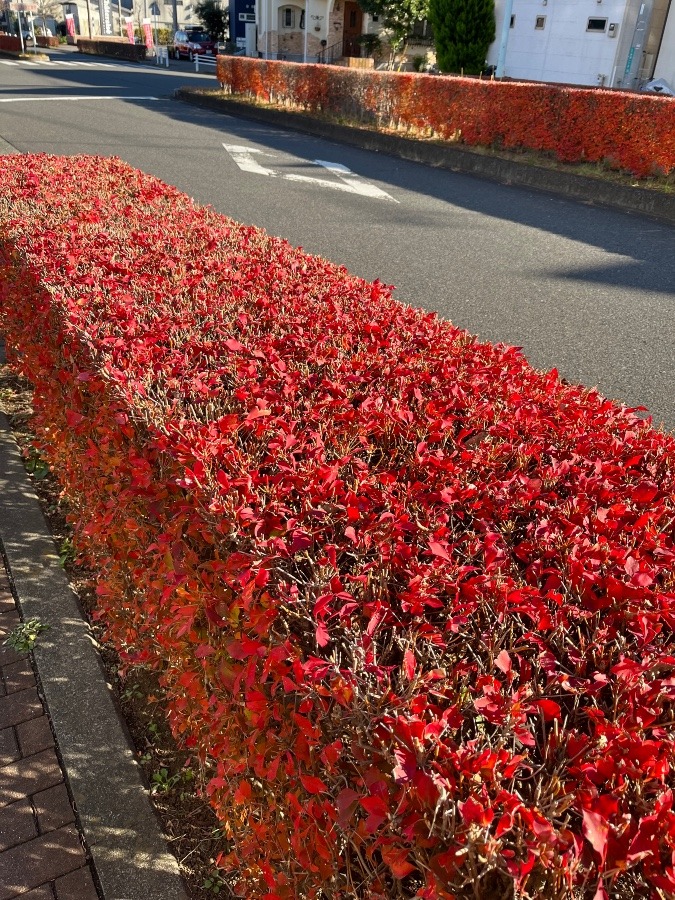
left=23, top=447, right=50, bottom=480
left=121, top=681, right=144, bottom=703
left=59, top=537, right=75, bottom=568
left=3, top=617, right=49, bottom=652
left=203, top=868, right=226, bottom=894
left=150, top=767, right=182, bottom=794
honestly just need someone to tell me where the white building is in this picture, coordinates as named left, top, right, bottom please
left=486, top=0, right=673, bottom=88
left=653, top=1, right=675, bottom=85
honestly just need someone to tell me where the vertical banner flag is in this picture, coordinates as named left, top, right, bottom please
left=65, top=13, right=76, bottom=37
left=125, top=16, right=135, bottom=43
left=142, top=17, right=153, bottom=51
left=98, top=0, right=113, bottom=35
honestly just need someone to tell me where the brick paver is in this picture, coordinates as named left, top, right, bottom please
left=0, top=565, right=99, bottom=899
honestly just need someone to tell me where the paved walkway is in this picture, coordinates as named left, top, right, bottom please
left=0, top=567, right=98, bottom=900
left=0, top=334, right=189, bottom=900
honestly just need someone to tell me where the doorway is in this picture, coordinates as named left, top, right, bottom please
left=343, top=1, right=363, bottom=56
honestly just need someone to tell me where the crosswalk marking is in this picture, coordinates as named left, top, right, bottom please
left=1, top=59, right=117, bottom=68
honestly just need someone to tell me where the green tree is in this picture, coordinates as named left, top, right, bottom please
left=195, top=0, right=228, bottom=40
left=358, top=0, right=430, bottom=65
left=429, top=0, right=495, bottom=75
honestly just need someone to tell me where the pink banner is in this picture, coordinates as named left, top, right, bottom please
left=65, top=13, right=76, bottom=37
left=142, top=18, right=153, bottom=51
left=125, top=17, right=135, bottom=44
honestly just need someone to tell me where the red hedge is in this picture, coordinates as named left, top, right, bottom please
left=2, top=154, right=675, bottom=899
left=0, top=35, right=22, bottom=52
left=216, top=57, right=675, bottom=178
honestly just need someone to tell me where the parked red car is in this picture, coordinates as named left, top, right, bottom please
left=172, top=28, right=215, bottom=60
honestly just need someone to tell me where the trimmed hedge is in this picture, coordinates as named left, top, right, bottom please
left=216, top=57, right=675, bottom=178
left=77, top=38, right=147, bottom=61
left=0, top=35, right=21, bottom=53
left=2, top=154, right=675, bottom=899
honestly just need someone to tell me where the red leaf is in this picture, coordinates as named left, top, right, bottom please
left=336, top=787, right=360, bottom=828
left=534, top=698, right=561, bottom=721
left=233, top=780, right=252, bottom=804
left=582, top=809, right=609, bottom=863
left=495, top=650, right=512, bottom=674
left=315, top=622, right=330, bottom=647
left=403, top=649, right=416, bottom=680
left=458, top=796, right=493, bottom=827
left=633, top=481, right=658, bottom=504
left=428, top=540, right=451, bottom=562
left=299, top=774, right=328, bottom=794
left=380, top=844, right=416, bottom=879
left=65, top=410, right=84, bottom=426
left=254, top=567, right=269, bottom=588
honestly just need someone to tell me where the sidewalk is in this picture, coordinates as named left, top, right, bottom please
left=0, top=342, right=189, bottom=899
left=0, top=566, right=98, bottom=900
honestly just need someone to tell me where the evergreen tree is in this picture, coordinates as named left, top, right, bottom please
left=429, top=0, right=495, bottom=75
left=195, top=0, right=228, bottom=40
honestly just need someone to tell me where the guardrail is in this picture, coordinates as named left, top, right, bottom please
left=194, top=54, right=217, bottom=72
left=155, top=45, right=169, bottom=67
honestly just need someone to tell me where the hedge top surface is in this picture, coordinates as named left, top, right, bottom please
left=1, top=154, right=675, bottom=898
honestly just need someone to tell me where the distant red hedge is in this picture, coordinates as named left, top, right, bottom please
left=216, top=57, right=675, bottom=178
left=2, top=154, right=675, bottom=899
left=0, top=34, right=22, bottom=53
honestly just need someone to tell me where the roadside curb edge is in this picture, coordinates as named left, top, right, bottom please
left=175, top=87, right=675, bottom=226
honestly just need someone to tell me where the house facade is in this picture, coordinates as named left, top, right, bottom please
left=229, top=0, right=256, bottom=48
left=254, top=0, right=377, bottom=62
left=486, top=0, right=673, bottom=88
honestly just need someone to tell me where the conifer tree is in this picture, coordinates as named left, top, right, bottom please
left=429, top=0, right=495, bottom=75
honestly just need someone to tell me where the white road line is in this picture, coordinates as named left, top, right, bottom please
left=0, top=95, right=160, bottom=102
left=223, top=143, right=397, bottom=202
left=0, top=61, right=19, bottom=66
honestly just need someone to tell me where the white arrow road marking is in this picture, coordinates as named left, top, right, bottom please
left=223, top=143, right=397, bottom=202
left=223, top=144, right=276, bottom=176
left=313, top=159, right=397, bottom=200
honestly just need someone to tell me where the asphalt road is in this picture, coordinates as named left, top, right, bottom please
left=1, top=48, right=674, bottom=430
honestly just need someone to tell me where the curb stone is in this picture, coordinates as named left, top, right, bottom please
left=174, top=87, right=675, bottom=226
left=0, top=343, right=189, bottom=900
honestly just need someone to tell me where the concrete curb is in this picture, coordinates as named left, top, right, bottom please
left=0, top=357, right=188, bottom=900
left=175, top=88, right=675, bottom=226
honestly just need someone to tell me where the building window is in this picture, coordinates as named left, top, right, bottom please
left=282, top=7, right=294, bottom=28
left=535, top=15, right=546, bottom=29
left=510, top=14, right=515, bottom=27
left=587, top=18, right=608, bottom=31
